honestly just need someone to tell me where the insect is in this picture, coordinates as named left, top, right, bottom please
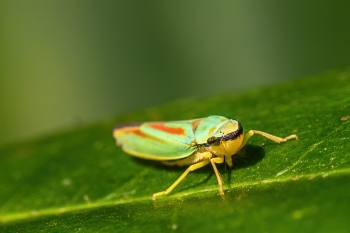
left=113, top=115, right=298, bottom=200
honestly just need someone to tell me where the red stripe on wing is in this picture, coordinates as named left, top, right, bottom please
left=149, top=123, right=185, bottom=135
left=127, top=128, right=165, bottom=142
left=114, top=126, right=164, bottom=142
left=128, top=128, right=148, bottom=138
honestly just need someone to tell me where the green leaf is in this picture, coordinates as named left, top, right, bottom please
left=1, top=70, right=350, bottom=232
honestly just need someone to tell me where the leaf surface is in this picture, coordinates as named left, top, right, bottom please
left=1, top=70, right=350, bottom=232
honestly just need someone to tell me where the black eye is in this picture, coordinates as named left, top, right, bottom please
left=207, top=136, right=216, bottom=144
left=207, top=136, right=221, bottom=146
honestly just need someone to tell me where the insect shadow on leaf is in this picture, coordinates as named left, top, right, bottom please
left=226, top=145, right=265, bottom=189
left=130, top=144, right=265, bottom=193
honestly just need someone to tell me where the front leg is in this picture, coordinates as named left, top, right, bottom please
left=225, top=155, right=233, bottom=168
left=152, top=159, right=211, bottom=200
left=210, top=156, right=225, bottom=195
left=238, top=130, right=298, bottom=151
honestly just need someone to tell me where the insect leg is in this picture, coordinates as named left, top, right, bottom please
left=238, top=130, right=298, bottom=151
left=210, top=157, right=225, bottom=195
left=152, top=159, right=211, bottom=200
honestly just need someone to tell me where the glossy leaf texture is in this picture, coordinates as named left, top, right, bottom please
left=1, top=70, right=350, bottom=233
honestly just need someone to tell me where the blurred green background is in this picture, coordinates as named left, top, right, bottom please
left=1, top=1, right=350, bottom=145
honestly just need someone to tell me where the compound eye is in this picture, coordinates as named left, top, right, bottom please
left=207, top=136, right=220, bottom=146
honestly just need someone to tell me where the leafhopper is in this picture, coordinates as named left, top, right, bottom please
left=113, top=115, right=298, bottom=200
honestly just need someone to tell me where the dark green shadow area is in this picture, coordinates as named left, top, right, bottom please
left=1, top=69, right=349, bottom=232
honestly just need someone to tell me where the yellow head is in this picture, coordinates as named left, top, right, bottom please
left=206, top=119, right=244, bottom=157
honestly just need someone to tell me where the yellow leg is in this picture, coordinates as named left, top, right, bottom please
left=238, top=130, right=298, bottom=151
left=210, top=157, right=225, bottom=195
left=225, top=155, right=233, bottom=168
left=152, top=159, right=211, bottom=200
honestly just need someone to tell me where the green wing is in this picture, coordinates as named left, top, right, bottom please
left=113, top=119, right=204, bottom=160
